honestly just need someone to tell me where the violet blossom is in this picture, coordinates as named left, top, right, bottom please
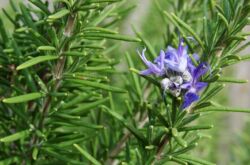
left=137, top=39, right=209, bottom=110
left=164, top=39, right=188, bottom=73
left=181, top=63, right=209, bottom=109
left=137, top=48, right=165, bottom=76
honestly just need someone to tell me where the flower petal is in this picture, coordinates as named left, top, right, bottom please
left=165, top=57, right=187, bottom=73
left=140, top=69, right=153, bottom=75
left=165, top=46, right=178, bottom=61
left=182, top=92, right=199, bottom=109
left=187, top=54, right=199, bottom=74
left=193, top=62, right=209, bottom=81
left=178, top=56, right=188, bottom=72
left=154, top=50, right=165, bottom=70
left=148, top=63, right=163, bottom=75
left=177, top=39, right=188, bottom=58
left=194, top=82, right=207, bottom=92
left=138, top=48, right=166, bottom=76
left=137, top=48, right=150, bottom=66
left=181, top=82, right=192, bottom=89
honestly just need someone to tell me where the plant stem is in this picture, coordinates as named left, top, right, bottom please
left=151, top=134, right=170, bottom=165
left=29, top=13, right=76, bottom=163
left=156, top=134, right=169, bottom=158
left=38, top=13, right=75, bottom=129
left=105, top=112, right=148, bottom=165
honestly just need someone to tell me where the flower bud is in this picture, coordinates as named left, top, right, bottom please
left=161, top=78, right=171, bottom=91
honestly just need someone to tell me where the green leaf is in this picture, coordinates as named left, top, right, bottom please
left=176, top=154, right=216, bottom=165
left=65, top=79, right=126, bottom=93
left=178, top=114, right=201, bottom=127
left=85, top=66, right=113, bottom=71
left=83, top=27, right=118, bottom=34
left=54, top=113, right=81, bottom=120
left=61, top=93, right=90, bottom=109
left=150, top=108, right=169, bottom=127
left=29, top=0, right=51, bottom=15
left=72, top=44, right=104, bottom=50
left=171, top=143, right=198, bottom=156
left=48, top=9, right=70, bottom=20
left=29, top=28, right=50, bottom=45
left=124, top=123, right=148, bottom=144
left=37, top=46, right=56, bottom=51
left=89, top=0, right=121, bottom=3
left=102, top=106, right=148, bottom=144
left=172, top=128, right=187, bottom=147
left=170, top=156, right=188, bottom=165
left=53, top=120, right=104, bottom=130
left=32, top=147, right=39, bottom=160
left=34, top=74, right=48, bottom=92
left=3, top=92, right=44, bottom=104
left=218, top=13, right=229, bottom=29
left=218, top=77, right=248, bottom=83
left=241, top=54, right=250, bottom=61
left=9, top=0, right=18, bottom=12
left=73, top=144, right=102, bottom=165
left=132, top=26, right=157, bottom=58
left=215, top=5, right=224, bottom=15
left=125, top=53, right=142, bottom=97
left=20, top=3, right=37, bottom=30
left=101, top=105, right=124, bottom=121
left=192, top=101, right=216, bottom=110
left=54, top=0, right=72, bottom=8
left=63, top=51, right=87, bottom=56
left=78, top=4, right=99, bottom=10
left=203, top=17, right=208, bottom=45
left=0, top=130, right=30, bottom=142
left=221, top=54, right=241, bottom=62
left=0, top=17, right=9, bottom=43
left=89, top=5, right=115, bottom=26
left=84, top=33, right=141, bottom=42
left=168, top=12, right=205, bottom=50
left=204, top=74, right=220, bottom=82
left=3, top=49, right=14, bottom=53
left=67, top=98, right=109, bottom=115
left=52, top=136, right=90, bottom=148
left=0, top=157, right=19, bottom=165
left=173, top=135, right=187, bottom=148
left=196, top=106, right=250, bottom=113
left=42, top=148, right=82, bottom=164
left=222, top=0, right=231, bottom=20
left=16, top=55, right=58, bottom=70
left=199, top=84, right=225, bottom=102
left=178, top=125, right=214, bottom=132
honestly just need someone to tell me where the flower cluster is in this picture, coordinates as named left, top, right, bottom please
left=138, top=39, right=209, bottom=109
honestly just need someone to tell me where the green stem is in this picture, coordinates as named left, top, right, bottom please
left=162, top=93, right=172, bottom=127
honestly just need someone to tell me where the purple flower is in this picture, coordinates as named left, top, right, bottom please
left=137, top=38, right=210, bottom=110
left=138, top=48, right=165, bottom=76
left=181, top=63, right=209, bottom=109
left=138, top=39, right=189, bottom=76
left=164, top=39, right=188, bottom=73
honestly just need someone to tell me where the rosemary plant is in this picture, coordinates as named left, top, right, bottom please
left=0, top=0, right=250, bottom=165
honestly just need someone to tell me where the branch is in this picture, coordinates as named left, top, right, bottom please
left=105, top=112, right=148, bottom=165
left=29, top=12, right=76, bottom=162
left=38, top=13, right=76, bottom=129
left=105, top=83, right=156, bottom=165
left=152, top=134, right=169, bottom=164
